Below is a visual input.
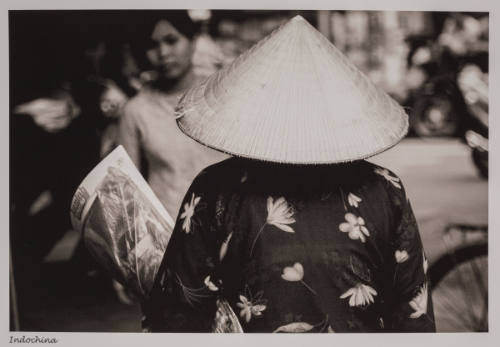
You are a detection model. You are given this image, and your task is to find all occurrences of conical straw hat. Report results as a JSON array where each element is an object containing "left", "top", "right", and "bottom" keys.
[{"left": 176, "top": 15, "right": 408, "bottom": 164}]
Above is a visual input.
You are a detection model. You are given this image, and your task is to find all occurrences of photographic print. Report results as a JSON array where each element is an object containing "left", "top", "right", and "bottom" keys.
[{"left": 7, "top": 3, "right": 492, "bottom": 341}]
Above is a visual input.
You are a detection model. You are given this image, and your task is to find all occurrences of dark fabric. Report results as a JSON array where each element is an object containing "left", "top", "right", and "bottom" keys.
[
  {"left": 143, "top": 158, "right": 435, "bottom": 333},
  {"left": 10, "top": 113, "right": 101, "bottom": 298}
]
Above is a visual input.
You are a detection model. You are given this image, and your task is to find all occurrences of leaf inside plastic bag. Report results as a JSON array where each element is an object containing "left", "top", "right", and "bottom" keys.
[{"left": 83, "top": 166, "right": 171, "bottom": 298}]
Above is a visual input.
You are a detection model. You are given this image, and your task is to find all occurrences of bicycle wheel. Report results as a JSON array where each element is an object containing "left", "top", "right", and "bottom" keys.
[{"left": 429, "top": 243, "right": 488, "bottom": 332}]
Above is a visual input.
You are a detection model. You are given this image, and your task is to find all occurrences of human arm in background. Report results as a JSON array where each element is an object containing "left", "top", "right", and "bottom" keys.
[{"left": 13, "top": 92, "right": 80, "bottom": 133}]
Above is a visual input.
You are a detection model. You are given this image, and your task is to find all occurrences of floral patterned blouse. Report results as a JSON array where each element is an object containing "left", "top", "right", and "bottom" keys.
[{"left": 142, "top": 158, "right": 435, "bottom": 333}]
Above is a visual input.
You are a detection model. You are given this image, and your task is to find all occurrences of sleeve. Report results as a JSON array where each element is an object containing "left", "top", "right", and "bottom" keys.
[
  {"left": 117, "top": 103, "right": 142, "bottom": 169},
  {"left": 384, "top": 174, "right": 436, "bottom": 332},
  {"left": 141, "top": 172, "right": 220, "bottom": 332}
]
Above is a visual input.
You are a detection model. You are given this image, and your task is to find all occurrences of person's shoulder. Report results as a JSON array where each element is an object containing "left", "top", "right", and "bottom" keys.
[
  {"left": 119, "top": 90, "right": 158, "bottom": 131},
  {"left": 365, "top": 161, "right": 403, "bottom": 188},
  {"left": 338, "top": 160, "right": 405, "bottom": 197},
  {"left": 122, "top": 89, "right": 153, "bottom": 116},
  {"left": 348, "top": 160, "right": 398, "bottom": 181},
  {"left": 358, "top": 161, "right": 408, "bottom": 211},
  {"left": 196, "top": 157, "right": 242, "bottom": 180},
  {"left": 187, "top": 157, "right": 246, "bottom": 192},
  {"left": 323, "top": 160, "right": 375, "bottom": 182},
  {"left": 124, "top": 91, "right": 148, "bottom": 108}
]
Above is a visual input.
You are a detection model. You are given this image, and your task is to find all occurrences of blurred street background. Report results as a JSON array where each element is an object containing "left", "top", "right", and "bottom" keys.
[
  {"left": 17, "top": 137, "right": 488, "bottom": 332},
  {"left": 9, "top": 10, "right": 488, "bottom": 332}
]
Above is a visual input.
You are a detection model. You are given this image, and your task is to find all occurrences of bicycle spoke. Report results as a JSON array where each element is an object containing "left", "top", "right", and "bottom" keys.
[
  {"left": 433, "top": 297, "right": 472, "bottom": 332},
  {"left": 458, "top": 257, "right": 487, "bottom": 330},
  {"left": 469, "top": 257, "right": 488, "bottom": 299},
  {"left": 434, "top": 292, "right": 475, "bottom": 331},
  {"left": 436, "top": 314, "right": 470, "bottom": 332},
  {"left": 458, "top": 263, "right": 479, "bottom": 328},
  {"left": 433, "top": 288, "right": 475, "bottom": 330},
  {"left": 469, "top": 257, "right": 488, "bottom": 330},
  {"left": 435, "top": 225, "right": 488, "bottom": 332},
  {"left": 433, "top": 297, "right": 465, "bottom": 323},
  {"left": 446, "top": 249, "right": 480, "bottom": 328},
  {"left": 433, "top": 256, "right": 488, "bottom": 331}
]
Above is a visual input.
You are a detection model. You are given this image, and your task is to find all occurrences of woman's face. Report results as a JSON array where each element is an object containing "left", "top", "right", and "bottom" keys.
[{"left": 146, "top": 20, "right": 194, "bottom": 80}]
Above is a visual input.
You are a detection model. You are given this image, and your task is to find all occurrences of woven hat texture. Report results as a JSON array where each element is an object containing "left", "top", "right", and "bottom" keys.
[{"left": 176, "top": 15, "right": 408, "bottom": 164}]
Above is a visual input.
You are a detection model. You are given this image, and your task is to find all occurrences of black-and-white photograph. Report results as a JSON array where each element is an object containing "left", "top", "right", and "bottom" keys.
[{"left": 8, "top": 6, "right": 490, "bottom": 336}]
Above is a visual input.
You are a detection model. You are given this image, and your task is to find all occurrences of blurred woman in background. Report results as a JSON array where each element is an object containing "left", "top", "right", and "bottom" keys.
[{"left": 118, "top": 10, "right": 228, "bottom": 219}]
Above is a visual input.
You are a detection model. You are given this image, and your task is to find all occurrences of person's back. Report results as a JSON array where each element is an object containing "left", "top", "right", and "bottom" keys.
[
  {"left": 144, "top": 158, "right": 434, "bottom": 332},
  {"left": 142, "top": 15, "right": 434, "bottom": 333}
]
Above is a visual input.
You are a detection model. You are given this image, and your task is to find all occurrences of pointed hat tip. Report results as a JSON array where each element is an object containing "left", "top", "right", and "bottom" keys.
[
  {"left": 291, "top": 15, "right": 305, "bottom": 21},
  {"left": 288, "top": 15, "right": 314, "bottom": 29}
]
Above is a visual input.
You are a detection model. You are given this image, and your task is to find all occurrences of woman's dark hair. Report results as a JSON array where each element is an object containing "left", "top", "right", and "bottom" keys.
[{"left": 129, "top": 10, "right": 200, "bottom": 70}]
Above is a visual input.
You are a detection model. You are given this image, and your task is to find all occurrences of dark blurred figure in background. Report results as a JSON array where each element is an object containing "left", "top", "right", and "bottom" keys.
[
  {"left": 10, "top": 12, "right": 98, "bottom": 329},
  {"left": 9, "top": 11, "right": 138, "bottom": 329},
  {"left": 404, "top": 12, "right": 488, "bottom": 138}
]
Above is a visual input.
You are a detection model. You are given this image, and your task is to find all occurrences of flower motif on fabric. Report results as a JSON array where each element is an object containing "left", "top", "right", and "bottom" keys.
[
  {"left": 180, "top": 193, "right": 201, "bottom": 233},
  {"left": 374, "top": 168, "right": 402, "bottom": 189},
  {"left": 141, "top": 316, "right": 151, "bottom": 333},
  {"left": 175, "top": 273, "right": 213, "bottom": 306},
  {"left": 249, "top": 196, "right": 295, "bottom": 255},
  {"left": 409, "top": 282, "right": 429, "bottom": 319},
  {"left": 273, "top": 322, "right": 314, "bottom": 333},
  {"left": 347, "top": 193, "right": 362, "bottom": 208},
  {"left": 204, "top": 275, "right": 220, "bottom": 292},
  {"left": 281, "top": 262, "right": 317, "bottom": 295},
  {"left": 240, "top": 171, "right": 248, "bottom": 183},
  {"left": 423, "top": 251, "right": 428, "bottom": 275},
  {"left": 273, "top": 315, "right": 332, "bottom": 333},
  {"left": 215, "top": 198, "right": 226, "bottom": 228},
  {"left": 339, "top": 213, "right": 370, "bottom": 243},
  {"left": 236, "top": 290, "right": 267, "bottom": 323},
  {"left": 349, "top": 255, "right": 372, "bottom": 283},
  {"left": 159, "top": 269, "right": 168, "bottom": 288},
  {"left": 219, "top": 232, "right": 233, "bottom": 261},
  {"left": 266, "top": 197, "right": 296, "bottom": 233},
  {"left": 320, "top": 192, "right": 332, "bottom": 201},
  {"left": 395, "top": 250, "right": 409, "bottom": 263},
  {"left": 340, "top": 283, "right": 377, "bottom": 307}
]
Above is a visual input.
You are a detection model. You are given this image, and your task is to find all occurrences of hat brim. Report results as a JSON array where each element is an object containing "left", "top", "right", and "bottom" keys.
[{"left": 175, "top": 16, "right": 409, "bottom": 164}]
